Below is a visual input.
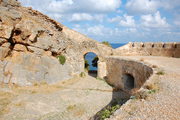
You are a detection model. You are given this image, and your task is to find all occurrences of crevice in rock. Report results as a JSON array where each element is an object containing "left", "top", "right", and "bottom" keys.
[
  {"left": 14, "top": 28, "right": 21, "bottom": 36},
  {"left": 52, "top": 51, "right": 58, "bottom": 57},
  {"left": 8, "top": 27, "right": 15, "bottom": 51}
]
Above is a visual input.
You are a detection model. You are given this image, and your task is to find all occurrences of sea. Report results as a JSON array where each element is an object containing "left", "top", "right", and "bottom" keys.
[{"left": 85, "top": 43, "right": 127, "bottom": 70}]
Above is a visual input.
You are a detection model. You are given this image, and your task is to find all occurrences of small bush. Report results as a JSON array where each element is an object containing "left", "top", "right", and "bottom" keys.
[
  {"left": 96, "top": 77, "right": 104, "bottom": 81},
  {"left": 144, "top": 83, "right": 159, "bottom": 91},
  {"left": 67, "top": 105, "right": 76, "bottom": 111},
  {"left": 156, "top": 71, "right": 165, "bottom": 75},
  {"left": 140, "top": 58, "right": 144, "bottom": 61},
  {"left": 84, "top": 60, "right": 89, "bottom": 71},
  {"left": 92, "top": 56, "right": 99, "bottom": 68},
  {"left": 132, "top": 89, "right": 158, "bottom": 100},
  {"left": 130, "top": 96, "right": 136, "bottom": 99},
  {"left": 99, "top": 104, "right": 120, "bottom": 120},
  {"left": 148, "top": 89, "right": 156, "bottom": 94},
  {"left": 102, "top": 41, "right": 112, "bottom": 48},
  {"left": 152, "top": 65, "right": 158, "bottom": 68},
  {"left": 80, "top": 72, "right": 86, "bottom": 78},
  {"left": 57, "top": 55, "right": 66, "bottom": 65}
]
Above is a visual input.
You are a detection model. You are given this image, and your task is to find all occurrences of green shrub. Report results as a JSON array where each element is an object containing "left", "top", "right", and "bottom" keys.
[
  {"left": 92, "top": 56, "right": 99, "bottom": 68},
  {"left": 99, "top": 104, "right": 120, "bottom": 120},
  {"left": 84, "top": 60, "right": 89, "bottom": 71},
  {"left": 156, "top": 71, "right": 165, "bottom": 75},
  {"left": 130, "top": 96, "right": 136, "bottom": 99},
  {"left": 148, "top": 89, "right": 156, "bottom": 94},
  {"left": 80, "top": 72, "right": 86, "bottom": 78},
  {"left": 96, "top": 77, "right": 104, "bottom": 81},
  {"left": 57, "top": 55, "right": 66, "bottom": 65},
  {"left": 101, "top": 41, "right": 112, "bottom": 48}
]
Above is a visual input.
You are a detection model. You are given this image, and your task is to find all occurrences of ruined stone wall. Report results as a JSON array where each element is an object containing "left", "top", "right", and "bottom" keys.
[
  {"left": 0, "top": 0, "right": 112, "bottom": 86},
  {"left": 105, "top": 57, "right": 153, "bottom": 92},
  {"left": 114, "top": 42, "right": 180, "bottom": 58}
]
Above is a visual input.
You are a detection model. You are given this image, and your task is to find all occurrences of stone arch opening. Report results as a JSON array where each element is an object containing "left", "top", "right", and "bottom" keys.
[
  {"left": 122, "top": 73, "right": 135, "bottom": 90},
  {"left": 84, "top": 52, "right": 99, "bottom": 77}
]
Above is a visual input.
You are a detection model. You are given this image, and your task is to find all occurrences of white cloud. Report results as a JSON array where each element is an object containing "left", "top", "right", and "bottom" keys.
[
  {"left": 174, "top": 20, "right": 180, "bottom": 26},
  {"left": 140, "top": 11, "right": 169, "bottom": 28},
  {"left": 76, "top": 0, "right": 121, "bottom": 13},
  {"left": 119, "top": 15, "right": 136, "bottom": 27},
  {"left": 109, "top": 15, "right": 136, "bottom": 27},
  {"left": 125, "top": 0, "right": 180, "bottom": 15},
  {"left": 87, "top": 25, "right": 106, "bottom": 36},
  {"left": 174, "top": 14, "right": 180, "bottom": 26},
  {"left": 70, "top": 13, "right": 93, "bottom": 21},
  {"left": 109, "top": 16, "right": 122, "bottom": 23},
  {"left": 157, "top": 0, "right": 180, "bottom": 10},
  {"left": 19, "top": 0, "right": 121, "bottom": 13},
  {"left": 126, "top": 0, "right": 158, "bottom": 15},
  {"left": 69, "top": 14, "right": 105, "bottom": 22},
  {"left": 19, "top": 0, "right": 121, "bottom": 22}
]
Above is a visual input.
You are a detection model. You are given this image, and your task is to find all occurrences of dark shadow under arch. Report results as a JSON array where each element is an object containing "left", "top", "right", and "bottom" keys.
[{"left": 122, "top": 73, "right": 135, "bottom": 90}]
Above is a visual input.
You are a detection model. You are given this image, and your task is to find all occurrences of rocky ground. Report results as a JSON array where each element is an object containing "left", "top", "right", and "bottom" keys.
[
  {"left": 108, "top": 56, "right": 180, "bottom": 120},
  {"left": 0, "top": 56, "right": 179, "bottom": 120},
  {"left": 0, "top": 74, "right": 113, "bottom": 120}
]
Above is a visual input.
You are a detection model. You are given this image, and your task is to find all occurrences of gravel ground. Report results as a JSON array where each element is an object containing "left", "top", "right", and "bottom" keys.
[{"left": 108, "top": 56, "right": 180, "bottom": 120}]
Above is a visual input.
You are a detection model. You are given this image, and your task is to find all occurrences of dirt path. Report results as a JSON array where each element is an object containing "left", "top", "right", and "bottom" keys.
[{"left": 0, "top": 75, "right": 113, "bottom": 120}]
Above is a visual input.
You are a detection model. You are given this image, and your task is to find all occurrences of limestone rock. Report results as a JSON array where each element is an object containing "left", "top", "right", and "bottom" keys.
[
  {"left": 0, "top": 24, "right": 14, "bottom": 39},
  {"left": 27, "top": 46, "right": 45, "bottom": 55},
  {"left": 0, "top": 42, "right": 10, "bottom": 60},
  {"left": 0, "top": 0, "right": 21, "bottom": 7},
  {"left": 1, "top": 52, "right": 71, "bottom": 85},
  {"left": 0, "top": 38, "right": 7, "bottom": 44},
  {"left": 14, "top": 44, "right": 27, "bottom": 52},
  {"left": 0, "top": 47, "right": 9, "bottom": 59},
  {"left": 0, "top": 0, "right": 112, "bottom": 86}
]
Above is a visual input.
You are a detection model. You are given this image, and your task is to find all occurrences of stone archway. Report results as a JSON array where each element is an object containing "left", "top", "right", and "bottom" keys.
[
  {"left": 122, "top": 73, "right": 135, "bottom": 90},
  {"left": 84, "top": 52, "right": 99, "bottom": 77}
]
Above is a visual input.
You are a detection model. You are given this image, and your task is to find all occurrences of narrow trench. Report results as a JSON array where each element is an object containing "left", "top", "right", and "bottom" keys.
[
  {"left": 5, "top": 28, "right": 16, "bottom": 57},
  {"left": 90, "top": 89, "right": 131, "bottom": 120},
  {"left": 91, "top": 73, "right": 136, "bottom": 120}
]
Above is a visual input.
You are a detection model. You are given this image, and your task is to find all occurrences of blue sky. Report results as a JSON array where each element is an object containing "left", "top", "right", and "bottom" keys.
[{"left": 19, "top": 0, "right": 180, "bottom": 43}]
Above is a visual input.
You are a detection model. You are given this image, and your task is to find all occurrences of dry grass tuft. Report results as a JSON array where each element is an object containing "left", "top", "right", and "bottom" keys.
[
  {"left": 152, "top": 65, "right": 158, "bottom": 68},
  {"left": 156, "top": 70, "right": 165, "bottom": 75},
  {"left": 66, "top": 104, "right": 85, "bottom": 117},
  {"left": 140, "top": 58, "right": 145, "bottom": 62},
  {"left": 144, "top": 83, "right": 159, "bottom": 91},
  {"left": 0, "top": 91, "right": 15, "bottom": 115}
]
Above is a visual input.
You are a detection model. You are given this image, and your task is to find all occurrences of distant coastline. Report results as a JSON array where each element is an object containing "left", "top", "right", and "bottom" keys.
[{"left": 110, "top": 43, "right": 127, "bottom": 49}]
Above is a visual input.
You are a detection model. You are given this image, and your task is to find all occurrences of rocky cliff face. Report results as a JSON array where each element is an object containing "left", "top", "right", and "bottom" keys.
[{"left": 0, "top": 0, "right": 112, "bottom": 86}]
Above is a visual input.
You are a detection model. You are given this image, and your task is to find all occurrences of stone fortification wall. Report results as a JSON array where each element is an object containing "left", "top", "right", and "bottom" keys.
[
  {"left": 105, "top": 57, "right": 153, "bottom": 92},
  {"left": 114, "top": 42, "right": 180, "bottom": 58}
]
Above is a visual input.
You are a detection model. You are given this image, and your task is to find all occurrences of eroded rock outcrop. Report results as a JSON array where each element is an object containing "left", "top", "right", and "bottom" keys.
[{"left": 0, "top": 0, "right": 112, "bottom": 85}]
